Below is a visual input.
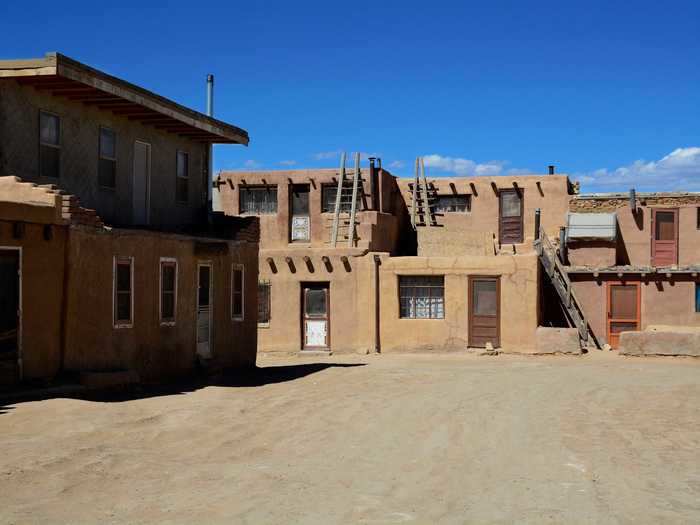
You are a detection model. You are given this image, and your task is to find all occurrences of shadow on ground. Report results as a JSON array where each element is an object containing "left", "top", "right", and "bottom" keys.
[{"left": 0, "top": 362, "right": 365, "bottom": 413}]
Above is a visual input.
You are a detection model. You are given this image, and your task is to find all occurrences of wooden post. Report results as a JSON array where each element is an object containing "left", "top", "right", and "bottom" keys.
[
  {"left": 347, "top": 152, "right": 360, "bottom": 247},
  {"left": 411, "top": 157, "right": 418, "bottom": 229},
  {"left": 534, "top": 208, "right": 541, "bottom": 241},
  {"left": 331, "top": 152, "right": 346, "bottom": 247}
]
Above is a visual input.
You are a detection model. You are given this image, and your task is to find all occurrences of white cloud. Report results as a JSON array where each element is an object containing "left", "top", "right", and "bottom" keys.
[
  {"left": 279, "top": 160, "right": 297, "bottom": 166},
  {"left": 313, "top": 151, "right": 341, "bottom": 160},
  {"left": 388, "top": 160, "right": 405, "bottom": 169},
  {"left": 243, "top": 159, "right": 261, "bottom": 169},
  {"left": 422, "top": 154, "right": 509, "bottom": 177},
  {"left": 575, "top": 147, "right": 700, "bottom": 191}
]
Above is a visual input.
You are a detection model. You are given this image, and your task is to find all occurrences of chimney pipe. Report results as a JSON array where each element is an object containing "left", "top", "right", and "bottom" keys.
[
  {"left": 206, "top": 74, "right": 214, "bottom": 117},
  {"left": 548, "top": 165, "right": 555, "bottom": 175},
  {"left": 377, "top": 157, "right": 382, "bottom": 169},
  {"left": 206, "top": 74, "right": 218, "bottom": 212},
  {"left": 368, "top": 157, "right": 378, "bottom": 211}
]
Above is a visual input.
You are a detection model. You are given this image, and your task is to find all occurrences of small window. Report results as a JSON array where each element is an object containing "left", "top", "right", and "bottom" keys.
[
  {"left": 399, "top": 276, "right": 445, "bottom": 319},
  {"left": 98, "top": 127, "right": 116, "bottom": 188},
  {"left": 696, "top": 283, "right": 700, "bottom": 313},
  {"left": 231, "top": 265, "right": 244, "bottom": 320},
  {"left": 114, "top": 256, "right": 133, "bottom": 327},
  {"left": 176, "top": 151, "right": 189, "bottom": 203},
  {"left": 258, "top": 281, "right": 271, "bottom": 324},
  {"left": 39, "top": 111, "right": 60, "bottom": 178},
  {"left": 240, "top": 186, "right": 278, "bottom": 214},
  {"left": 435, "top": 195, "right": 471, "bottom": 213},
  {"left": 160, "top": 259, "right": 177, "bottom": 324},
  {"left": 696, "top": 207, "right": 700, "bottom": 230},
  {"left": 321, "top": 183, "right": 361, "bottom": 213}
]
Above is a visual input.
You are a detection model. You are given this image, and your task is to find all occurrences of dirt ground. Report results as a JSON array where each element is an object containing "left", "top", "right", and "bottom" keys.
[{"left": 1, "top": 352, "right": 699, "bottom": 524}]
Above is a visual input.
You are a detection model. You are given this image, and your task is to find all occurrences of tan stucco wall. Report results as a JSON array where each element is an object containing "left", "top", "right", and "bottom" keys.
[
  {"left": 62, "top": 227, "right": 258, "bottom": 381},
  {"left": 396, "top": 174, "right": 572, "bottom": 255},
  {"left": 379, "top": 254, "right": 539, "bottom": 353},
  {"left": 0, "top": 80, "right": 208, "bottom": 227}
]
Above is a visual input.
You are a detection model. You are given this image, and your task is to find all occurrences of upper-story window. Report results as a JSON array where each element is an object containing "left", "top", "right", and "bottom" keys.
[
  {"left": 176, "top": 151, "right": 189, "bottom": 203},
  {"left": 98, "top": 127, "right": 116, "bottom": 188},
  {"left": 435, "top": 195, "right": 471, "bottom": 213},
  {"left": 321, "top": 183, "right": 361, "bottom": 213},
  {"left": 240, "top": 186, "right": 278, "bottom": 214},
  {"left": 39, "top": 111, "right": 60, "bottom": 178}
]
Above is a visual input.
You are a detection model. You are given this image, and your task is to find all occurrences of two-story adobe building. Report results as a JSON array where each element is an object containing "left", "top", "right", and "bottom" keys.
[{"left": 0, "top": 53, "right": 259, "bottom": 389}]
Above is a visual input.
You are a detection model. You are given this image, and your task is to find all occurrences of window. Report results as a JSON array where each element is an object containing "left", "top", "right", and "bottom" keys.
[
  {"left": 176, "top": 151, "right": 189, "bottom": 203},
  {"left": 399, "top": 276, "right": 445, "bottom": 319},
  {"left": 231, "top": 265, "right": 244, "bottom": 320},
  {"left": 258, "top": 281, "right": 271, "bottom": 324},
  {"left": 435, "top": 194, "right": 471, "bottom": 213},
  {"left": 696, "top": 283, "right": 700, "bottom": 313},
  {"left": 113, "top": 256, "right": 133, "bottom": 327},
  {"left": 240, "top": 186, "right": 277, "bottom": 214},
  {"left": 98, "top": 127, "right": 116, "bottom": 188},
  {"left": 696, "top": 207, "right": 700, "bottom": 230},
  {"left": 321, "top": 183, "right": 361, "bottom": 213},
  {"left": 160, "top": 259, "right": 177, "bottom": 324},
  {"left": 39, "top": 111, "right": 60, "bottom": 178}
]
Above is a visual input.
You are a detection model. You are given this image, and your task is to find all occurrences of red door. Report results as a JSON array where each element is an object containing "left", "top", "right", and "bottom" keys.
[
  {"left": 651, "top": 209, "right": 678, "bottom": 266},
  {"left": 607, "top": 282, "right": 640, "bottom": 349}
]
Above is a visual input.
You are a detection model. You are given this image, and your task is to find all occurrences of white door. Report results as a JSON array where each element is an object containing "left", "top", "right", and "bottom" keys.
[
  {"left": 196, "top": 264, "right": 212, "bottom": 358},
  {"left": 133, "top": 141, "right": 151, "bottom": 224}
]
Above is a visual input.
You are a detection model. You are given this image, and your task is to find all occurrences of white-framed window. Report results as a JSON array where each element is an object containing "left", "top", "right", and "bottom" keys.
[
  {"left": 159, "top": 258, "right": 178, "bottom": 325},
  {"left": 231, "top": 264, "right": 244, "bottom": 321},
  {"left": 113, "top": 256, "right": 134, "bottom": 328},
  {"left": 176, "top": 150, "right": 189, "bottom": 203}
]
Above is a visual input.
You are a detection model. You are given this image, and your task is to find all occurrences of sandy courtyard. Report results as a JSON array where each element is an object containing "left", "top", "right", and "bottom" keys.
[{"left": 1, "top": 353, "right": 699, "bottom": 524}]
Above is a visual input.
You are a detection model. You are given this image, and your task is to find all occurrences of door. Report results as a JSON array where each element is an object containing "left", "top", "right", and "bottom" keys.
[
  {"left": 651, "top": 208, "right": 678, "bottom": 266},
  {"left": 469, "top": 276, "right": 500, "bottom": 348},
  {"left": 499, "top": 189, "right": 523, "bottom": 244},
  {"left": 290, "top": 184, "right": 310, "bottom": 242},
  {"left": 133, "top": 140, "right": 151, "bottom": 225},
  {"left": 607, "top": 282, "right": 640, "bottom": 349},
  {"left": 196, "top": 264, "right": 212, "bottom": 358},
  {"left": 0, "top": 250, "right": 20, "bottom": 385},
  {"left": 302, "top": 283, "right": 329, "bottom": 349}
]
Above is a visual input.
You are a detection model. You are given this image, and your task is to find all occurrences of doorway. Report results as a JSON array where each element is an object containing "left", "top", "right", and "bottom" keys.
[
  {"left": 196, "top": 263, "right": 212, "bottom": 359},
  {"left": 651, "top": 208, "right": 678, "bottom": 266},
  {"left": 606, "top": 282, "right": 640, "bottom": 349},
  {"left": 290, "top": 184, "right": 310, "bottom": 242},
  {"left": 302, "top": 283, "right": 329, "bottom": 349},
  {"left": 0, "top": 248, "right": 20, "bottom": 385},
  {"left": 469, "top": 276, "right": 500, "bottom": 348},
  {"left": 499, "top": 189, "right": 523, "bottom": 244},
  {"left": 133, "top": 140, "right": 151, "bottom": 225}
]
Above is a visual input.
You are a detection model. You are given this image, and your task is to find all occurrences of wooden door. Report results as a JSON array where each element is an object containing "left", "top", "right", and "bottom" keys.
[
  {"left": 196, "top": 263, "right": 212, "bottom": 358},
  {"left": 607, "top": 282, "right": 640, "bottom": 349},
  {"left": 499, "top": 189, "right": 523, "bottom": 244},
  {"left": 0, "top": 249, "right": 20, "bottom": 387},
  {"left": 290, "top": 184, "right": 310, "bottom": 242},
  {"left": 469, "top": 276, "right": 500, "bottom": 348},
  {"left": 651, "top": 209, "right": 678, "bottom": 266},
  {"left": 302, "top": 284, "right": 329, "bottom": 349},
  {"left": 133, "top": 141, "right": 151, "bottom": 225}
]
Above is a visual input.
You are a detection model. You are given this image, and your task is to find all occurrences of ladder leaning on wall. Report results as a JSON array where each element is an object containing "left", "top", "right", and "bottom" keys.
[
  {"left": 410, "top": 156, "right": 437, "bottom": 228},
  {"left": 330, "top": 152, "right": 361, "bottom": 247}
]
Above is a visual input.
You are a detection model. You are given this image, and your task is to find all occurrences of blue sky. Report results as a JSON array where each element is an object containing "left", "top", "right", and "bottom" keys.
[{"left": 2, "top": 0, "right": 699, "bottom": 191}]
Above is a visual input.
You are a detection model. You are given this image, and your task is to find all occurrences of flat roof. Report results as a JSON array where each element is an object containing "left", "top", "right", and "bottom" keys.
[
  {"left": 575, "top": 191, "right": 700, "bottom": 200},
  {"left": 0, "top": 52, "right": 248, "bottom": 145}
]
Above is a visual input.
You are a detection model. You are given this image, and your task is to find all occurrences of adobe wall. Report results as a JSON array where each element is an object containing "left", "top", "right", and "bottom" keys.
[
  {"left": 0, "top": 80, "right": 208, "bottom": 227},
  {"left": 378, "top": 254, "right": 539, "bottom": 353},
  {"left": 0, "top": 211, "right": 67, "bottom": 380},
  {"left": 62, "top": 227, "right": 258, "bottom": 381},
  {"left": 257, "top": 251, "right": 376, "bottom": 354},
  {"left": 396, "top": 175, "right": 572, "bottom": 256}
]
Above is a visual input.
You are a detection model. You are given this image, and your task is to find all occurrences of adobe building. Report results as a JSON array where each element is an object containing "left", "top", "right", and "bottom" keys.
[{"left": 0, "top": 53, "right": 259, "bottom": 389}]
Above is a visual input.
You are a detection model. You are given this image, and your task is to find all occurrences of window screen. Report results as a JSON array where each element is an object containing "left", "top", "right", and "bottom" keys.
[
  {"left": 39, "top": 112, "right": 60, "bottom": 178},
  {"left": 240, "top": 186, "right": 278, "bottom": 214},
  {"left": 114, "top": 257, "right": 132, "bottom": 325},
  {"left": 98, "top": 127, "right": 116, "bottom": 188},
  {"left": 160, "top": 261, "right": 177, "bottom": 323},
  {"left": 500, "top": 190, "right": 522, "bottom": 218},
  {"left": 321, "top": 183, "right": 361, "bottom": 213},
  {"left": 258, "top": 281, "right": 271, "bottom": 323},
  {"left": 231, "top": 265, "right": 244, "bottom": 320},
  {"left": 435, "top": 195, "right": 471, "bottom": 213},
  {"left": 176, "top": 151, "right": 189, "bottom": 203},
  {"left": 399, "top": 276, "right": 445, "bottom": 319}
]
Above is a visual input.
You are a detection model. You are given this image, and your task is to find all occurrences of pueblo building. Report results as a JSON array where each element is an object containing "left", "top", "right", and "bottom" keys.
[
  {"left": 0, "top": 53, "right": 259, "bottom": 390},
  {"left": 218, "top": 160, "right": 700, "bottom": 357}
]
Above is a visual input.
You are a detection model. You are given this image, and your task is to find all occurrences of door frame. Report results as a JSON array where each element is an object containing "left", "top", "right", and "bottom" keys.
[
  {"left": 498, "top": 188, "right": 524, "bottom": 245},
  {"left": 132, "top": 140, "right": 152, "bottom": 225},
  {"left": 196, "top": 261, "right": 213, "bottom": 358},
  {"left": 650, "top": 208, "right": 679, "bottom": 266},
  {"left": 0, "top": 247, "right": 22, "bottom": 380},
  {"left": 289, "top": 183, "right": 311, "bottom": 243},
  {"left": 606, "top": 281, "right": 641, "bottom": 349},
  {"left": 301, "top": 282, "right": 330, "bottom": 350},
  {"left": 468, "top": 275, "right": 501, "bottom": 348}
]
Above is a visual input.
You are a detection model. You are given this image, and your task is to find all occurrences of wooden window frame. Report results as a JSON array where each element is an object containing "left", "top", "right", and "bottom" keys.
[
  {"left": 434, "top": 194, "right": 471, "bottom": 213},
  {"left": 39, "top": 110, "right": 61, "bottom": 179},
  {"left": 98, "top": 126, "right": 117, "bottom": 189},
  {"left": 175, "top": 150, "right": 189, "bottom": 204},
  {"left": 231, "top": 264, "right": 244, "bottom": 321},
  {"left": 159, "top": 257, "right": 178, "bottom": 326},
  {"left": 257, "top": 280, "right": 271, "bottom": 327},
  {"left": 239, "top": 185, "right": 278, "bottom": 214},
  {"left": 398, "top": 275, "right": 445, "bottom": 319},
  {"left": 113, "top": 256, "right": 134, "bottom": 329}
]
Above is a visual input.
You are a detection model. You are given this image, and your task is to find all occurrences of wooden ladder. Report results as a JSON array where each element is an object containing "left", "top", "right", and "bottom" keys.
[
  {"left": 330, "top": 152, "right": 361, "bottom": 247},
  {"left": 535, "top": 227, "right": 599, "bottom": 349},
  {"left": 410, "top": 156, "right": 437, "bottom": 228}
]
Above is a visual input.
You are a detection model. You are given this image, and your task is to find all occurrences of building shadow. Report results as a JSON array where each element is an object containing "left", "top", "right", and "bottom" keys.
[{"left": 0, "top": 363, "right": 365, "bottom": 411}]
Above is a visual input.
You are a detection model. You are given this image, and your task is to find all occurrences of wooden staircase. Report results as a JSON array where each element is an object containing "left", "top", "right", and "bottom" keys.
[
  {"left": 328, "top": 152, "right": 363, "bottom": 247},
  {"left": 409, "top": 157, "right": 439, "bottom": 228},
  {"left": 535, "top": 227, "right": 599, "bottom": 349}
]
